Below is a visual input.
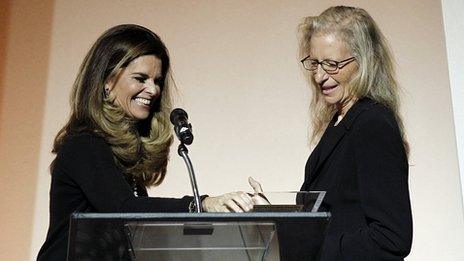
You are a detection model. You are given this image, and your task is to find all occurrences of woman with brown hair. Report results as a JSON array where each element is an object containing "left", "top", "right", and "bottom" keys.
[{"left": 37, "top": 24, "right": 253, "bottom": 260}]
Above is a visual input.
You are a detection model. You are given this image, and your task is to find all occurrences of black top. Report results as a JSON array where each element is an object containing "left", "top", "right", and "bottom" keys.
[
  {"left": 37, "top": 133, "right": 192, "bottom": 261},
  {"left": 299, "top": 98, "right": 413, "bottom": 261}
]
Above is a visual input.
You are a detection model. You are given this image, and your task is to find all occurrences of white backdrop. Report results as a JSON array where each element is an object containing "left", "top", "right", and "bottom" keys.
[{"left": 442, "top": 0, "right": 464, "bottom": 210}]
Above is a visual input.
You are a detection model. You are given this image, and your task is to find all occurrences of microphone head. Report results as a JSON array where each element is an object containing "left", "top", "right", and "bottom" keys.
[
  {"left": 170, "top": 108, "right": 193, "bottom": 145},
  {"left": 170, "top": 108, "right": 188, "bottom": 125}
]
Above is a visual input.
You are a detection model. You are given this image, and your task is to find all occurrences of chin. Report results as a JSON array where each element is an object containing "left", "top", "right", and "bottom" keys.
[
  {"left": 323, "top": 97, "right": 338, "bottom": 105},
  {"left": 135, "top": 116, "right": 150, "bottom": 121},
  {"left": 131, "top": 111, "right": 151, "bottom": 121}
]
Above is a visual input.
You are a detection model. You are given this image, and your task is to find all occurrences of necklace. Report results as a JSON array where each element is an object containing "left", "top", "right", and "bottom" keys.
[{"left": 132, "top": 178, "right": 138, "bottom": 197}]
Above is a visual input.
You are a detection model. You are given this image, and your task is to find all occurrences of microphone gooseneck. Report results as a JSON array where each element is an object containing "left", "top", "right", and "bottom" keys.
[{"left": 170, "top": 108, "right": 202, "bottom": 213}]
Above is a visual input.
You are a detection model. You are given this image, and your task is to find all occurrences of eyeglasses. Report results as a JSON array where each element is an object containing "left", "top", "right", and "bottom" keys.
[{"left": 300, "top": 55, "right": 356, "bottom": 74}]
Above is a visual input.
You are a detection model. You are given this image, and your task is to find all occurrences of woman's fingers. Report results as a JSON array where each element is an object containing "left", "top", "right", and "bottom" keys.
[
  {"left": 230, "top": 192, "right": 253, "bottom": 212},
  {"left": 216, "top": 204, "right": 230, "bottom": 213},
  {"left": 248, "top": 177, "right": 269, "bottom": 205},
  {"left": 248, "top": 177, "right": 263, "bottom": 193},
  {"left": 202, "top": 192, "right": 254, "bottom": 213},
  {"left": 224, "top": 192, "right": 254, "bottom": 212},
  {"left": 224, "top": 198, "right": 243, "bottom": 212}
]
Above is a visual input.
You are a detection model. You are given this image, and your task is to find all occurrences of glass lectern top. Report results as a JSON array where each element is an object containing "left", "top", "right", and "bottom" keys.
[
  {"left": 67, "top": 191, "right": 329, "bottom": 261},
  {"left": 250, "top": 191, "right": 326, "bottom": 213}
]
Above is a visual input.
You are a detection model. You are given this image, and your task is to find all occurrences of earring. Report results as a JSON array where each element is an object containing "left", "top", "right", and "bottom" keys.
[{"left": 104, "top": 88, "right": 110, "bottom": 98}]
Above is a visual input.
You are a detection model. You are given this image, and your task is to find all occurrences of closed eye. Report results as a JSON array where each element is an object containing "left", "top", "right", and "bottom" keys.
[
  {"left": 134, "top": 76, "right": 146, "bottom": 83},
  {"left": 309, "top": 60, "right": 319, "bottom": 66},
  {"left": 322, "top": 60, "right": 338, "bottom": 67}
]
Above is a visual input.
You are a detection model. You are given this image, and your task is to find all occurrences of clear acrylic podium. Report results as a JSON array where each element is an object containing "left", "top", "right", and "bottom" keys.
[{"left": 67, "top": 192, "right": 330, "bottom": 261}]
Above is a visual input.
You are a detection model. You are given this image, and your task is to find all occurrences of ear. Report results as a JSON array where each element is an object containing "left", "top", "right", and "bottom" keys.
[
  {"left": 104, "top": 68, "right": 123, "bottom": 92},
  {"left": 104, "top": 77, "right": 115, "bottom": 93}
]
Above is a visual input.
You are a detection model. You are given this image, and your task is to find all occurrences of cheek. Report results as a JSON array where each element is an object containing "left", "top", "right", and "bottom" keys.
[
  {"left": 344, "top": 66, "right": 359, "bottom": 82},
  {"left": 117, "top": 83, "right": 140, "bottom": 100},
  {"left": 335, "top": 70, "right": 356, "bottom": 86},
  {"left": 338, "top": 75, "right": 351, "bottom": 86}
]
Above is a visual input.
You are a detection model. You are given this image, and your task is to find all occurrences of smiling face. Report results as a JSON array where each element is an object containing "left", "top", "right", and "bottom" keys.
[
  {"left": 106, "top": 55, "right": 163, "bottom": 121},
  {"left": 309, "top": 34, "right": 358, "bottom": 109}
]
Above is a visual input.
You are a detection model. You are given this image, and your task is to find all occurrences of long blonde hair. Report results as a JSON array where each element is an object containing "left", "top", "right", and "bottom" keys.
[
  {"left": 53, "top": 24, "right": 174, "bottom": 187},
  {"left": 299, "top": 6, "right": 408, "bottom": 154}
]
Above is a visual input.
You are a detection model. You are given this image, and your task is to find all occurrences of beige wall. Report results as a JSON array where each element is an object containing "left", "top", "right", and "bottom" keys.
[
  {"left": 0, "top": 0, "right": 462, "bottom": 260},
  {"left": 0, "top": 0, "right": 54, "bottom": 260}
]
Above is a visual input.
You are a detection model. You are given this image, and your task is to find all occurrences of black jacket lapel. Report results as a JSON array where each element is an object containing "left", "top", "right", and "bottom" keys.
[
  {"left": 308, "top": 121, "right": 348, "bottom": 185},
  {"left": 308, "top": 98, "right": 378, "bottom": 185}
]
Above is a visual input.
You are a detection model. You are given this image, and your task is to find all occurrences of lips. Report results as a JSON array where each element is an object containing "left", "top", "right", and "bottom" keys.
[{"left": 321, "top": 85, "right": 338, "bottom": 95}]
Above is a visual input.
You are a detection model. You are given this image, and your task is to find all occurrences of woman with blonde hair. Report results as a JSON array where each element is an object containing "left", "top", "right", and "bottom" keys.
[
  {"left": 296, "top": 6, "right": 413, "bottom": 260},
  {"left": 37, "top": 24, "right": 254, "bottom": 260}
]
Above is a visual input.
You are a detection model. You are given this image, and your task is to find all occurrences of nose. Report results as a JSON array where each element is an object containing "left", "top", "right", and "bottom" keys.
[
  {"left": 313, "top": 64, "right": 328, "bottom": 84},
  {"left": 144, "top": 81, "right": 159, "bottom": 96}
]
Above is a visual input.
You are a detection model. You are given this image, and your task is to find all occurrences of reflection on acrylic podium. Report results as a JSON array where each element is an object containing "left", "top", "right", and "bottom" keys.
[{"left": 67, "top": 191, "right": 330, "bottom": 261}]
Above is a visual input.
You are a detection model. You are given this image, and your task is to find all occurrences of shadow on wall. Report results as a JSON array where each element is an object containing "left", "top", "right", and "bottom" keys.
[
  {"left": 0, "top": 0, "right": 55, "bottom": 260},
  {"left": 0, "top": 0, "right": 10, "bottom": 121}
]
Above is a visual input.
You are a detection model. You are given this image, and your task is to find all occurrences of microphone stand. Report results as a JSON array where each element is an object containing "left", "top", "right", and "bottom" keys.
[{"left": 178, "top": 143, "right": 202, "bottom": 213}]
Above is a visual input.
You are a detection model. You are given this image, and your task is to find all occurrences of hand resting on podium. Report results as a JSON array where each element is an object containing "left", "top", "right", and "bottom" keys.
[{"left": 201, "top": 177, "right": 269, "bottom": 212}]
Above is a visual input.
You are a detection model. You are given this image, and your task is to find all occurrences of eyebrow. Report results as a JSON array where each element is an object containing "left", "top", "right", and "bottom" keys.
[
  {"left": 308, "top": 57, "right": 335, "bottom": 61},
  {"left": 131, "top": 72, "right": 163, "bottom": 82},
  {"left": 132, "top": 72, "right": 163, "bottom": 78},
  {"left": 131, "top": 72, "right": 149, "bottom": 78}
]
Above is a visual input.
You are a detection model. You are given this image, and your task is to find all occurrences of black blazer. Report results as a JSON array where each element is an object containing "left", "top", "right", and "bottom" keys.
[
  {"left": 299, "top": 98, "right": 413, "bottom": 261},
  {"left": 37, "top": 133, "right": 193, "bottom": 261}
]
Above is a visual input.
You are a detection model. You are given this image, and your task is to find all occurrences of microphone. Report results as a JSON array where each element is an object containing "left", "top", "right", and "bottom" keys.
[
  {"left": 170, "top": 108, "right": 193, "bottom": 145},
  {"left": 170, "top": 108, "right": 202, "bottom": 212}
]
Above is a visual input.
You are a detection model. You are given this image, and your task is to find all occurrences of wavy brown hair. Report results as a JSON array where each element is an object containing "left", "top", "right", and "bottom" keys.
[
  {"left": 53, "top": 24, "right": 174, "bottom": 187},
  {"left": 298, "top": 6, "right": 409, "bottom": 154}
]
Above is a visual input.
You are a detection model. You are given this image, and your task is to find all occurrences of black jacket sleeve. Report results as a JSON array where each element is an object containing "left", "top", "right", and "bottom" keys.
[
  {"left": 340, "top": 110, "right": 413, "bottom": 259},
  {"left": 56, "top": 133, "right": 192, "bottom": 213}
]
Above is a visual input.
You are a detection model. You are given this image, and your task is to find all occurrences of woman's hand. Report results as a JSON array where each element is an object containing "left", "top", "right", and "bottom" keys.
[
  {"left": 201, "top": 177, "right": 269, "bottom": 213},
  {"left": 202, "top": 192, "right": 253, "bottom": 212},
  {"left": 248, "top": 177, "right": 270, "bottom": 205}
]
